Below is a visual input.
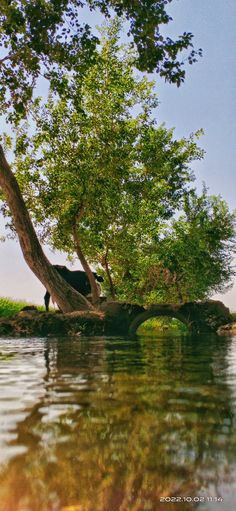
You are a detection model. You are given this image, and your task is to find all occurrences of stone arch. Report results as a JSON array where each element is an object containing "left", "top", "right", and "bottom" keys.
[
  {"left": 101, "top": 300, "right": 232, "bottom": 336},
  {"left": 128, "top": 307, "right": 190, "bottom": 336}
]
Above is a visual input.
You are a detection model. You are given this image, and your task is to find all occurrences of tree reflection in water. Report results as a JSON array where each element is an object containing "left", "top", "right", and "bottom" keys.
[{"left": 0, "top": 333, "right": 235, "bottom": 511}]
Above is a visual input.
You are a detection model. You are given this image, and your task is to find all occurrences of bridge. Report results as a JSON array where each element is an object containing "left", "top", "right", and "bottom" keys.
[
  {"left": 101, "top": 300, "right": 233, "bottom": 336},
  {"left": 0, "top": 299, "right": 232, "bottom": 338}
]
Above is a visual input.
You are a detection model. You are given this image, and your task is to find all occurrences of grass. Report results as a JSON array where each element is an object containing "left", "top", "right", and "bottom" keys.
[
  {"left": 0, "top": 297, "right": 43, "bottom": 318},
  {"left": 137, "top": 316, "right": 188, "bottom": 335}
]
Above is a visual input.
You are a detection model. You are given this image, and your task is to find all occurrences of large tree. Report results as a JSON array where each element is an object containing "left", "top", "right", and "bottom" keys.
[
  {"left": 0, "top": 0, "right": 201, "bottom": 311},
  {"left": 6, "top": 21, "right": 204, "bottom": 304}
]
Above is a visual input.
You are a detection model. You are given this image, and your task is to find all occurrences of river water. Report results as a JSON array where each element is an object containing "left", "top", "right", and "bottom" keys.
[{"left": 0, "top": 333, "right": 236, "bottom": 511}]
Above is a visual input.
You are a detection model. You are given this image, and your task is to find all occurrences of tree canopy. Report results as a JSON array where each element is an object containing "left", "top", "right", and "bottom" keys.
[
  {"left": 0, "top": 4, "right": 235, "bottom": 310},
  {"left": 0, "top": 0, "right": 202, "bottom": 118},
  {"left": 3, "top": 20, "right": 234, "bottom": 305},
  {"left": 117, "top": 189, "right": 236, "bottom": 304}
]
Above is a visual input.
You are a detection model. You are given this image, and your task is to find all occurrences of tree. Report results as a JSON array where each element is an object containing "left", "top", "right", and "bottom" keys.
[
  {"left": 112, "top": 188, "right": 236, "bottom": 304},
  {"left": 0, "top": 1, "right": 201, "bottom": 311},
  {"left": 7, "top": 21, "right": 204, "bottom": 303},
  {"left": 0, "top": 145, "right": 94, "bottom": 311}
]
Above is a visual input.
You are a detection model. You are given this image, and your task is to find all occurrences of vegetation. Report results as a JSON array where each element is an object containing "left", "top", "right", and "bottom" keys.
[
  {"left": 133, "top": 189, "right": 236, "bottom": 304},
  {"left": 0, "top": 2, "right": 235, "bottom": 311},
  {"left": 0, "top": 297, "right": 42, "bottom": 318},
  {"left": 4, "top": 20, "right": 202, "bottom": 301},
  {"left": 2, "top": 21, "right": 234, "bottom": 306},
  {"left": 0, "top": 0, "right": 202, "bottom": 120},
  {"left": 0, "top": 0, "right": 205, "bottom": 312},
  {"left": 137, "top": 317, "right": 188, "bottom": 335}
]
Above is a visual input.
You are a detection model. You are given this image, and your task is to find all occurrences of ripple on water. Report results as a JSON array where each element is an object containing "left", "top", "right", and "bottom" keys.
[
  {"left": 39, "top": 403, "right": 82, "bottom": 424},
  {"left": 0, "top": 335, "right": 235, "bottom": 511},
  {"left": 0, "top": 338, "right": 46, "bottom": 465}
]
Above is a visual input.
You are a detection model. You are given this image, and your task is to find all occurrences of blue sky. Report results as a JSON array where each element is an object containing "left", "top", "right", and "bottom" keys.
[
  {"left": 156, "top": 0, "right": 236, "bottom": 208},
  {"left": 0, "top": 0, "right": 236, "bottom": 308}
]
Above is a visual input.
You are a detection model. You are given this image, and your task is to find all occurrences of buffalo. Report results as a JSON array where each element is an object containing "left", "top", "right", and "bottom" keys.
[{"left": 44, "top": 265, "right": 104, "bottom": 311}]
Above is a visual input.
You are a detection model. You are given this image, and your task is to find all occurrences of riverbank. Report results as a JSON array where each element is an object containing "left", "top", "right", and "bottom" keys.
[
  {"left": 0, "top": 298, "right": 234, "bottom": 337},
  {"left": 0, "top": 300, "right": 186, "bottom": 337},
  {"left": 0, "top": 309, "right": 106, "bottom": 337}
]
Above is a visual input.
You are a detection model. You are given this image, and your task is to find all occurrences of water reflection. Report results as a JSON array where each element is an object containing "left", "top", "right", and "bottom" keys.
[{"left": 0, "top": 334, "right": 235, "bottom": 510}]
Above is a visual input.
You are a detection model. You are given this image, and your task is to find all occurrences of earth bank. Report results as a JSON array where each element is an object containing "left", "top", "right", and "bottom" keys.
[{"left": 0, "top": 300, "right": 233, "bottom": 337}]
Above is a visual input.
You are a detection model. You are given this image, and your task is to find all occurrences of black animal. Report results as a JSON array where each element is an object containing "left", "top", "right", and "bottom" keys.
[{"left": 44, "top": 265, "right": 104, "bottom": 311}]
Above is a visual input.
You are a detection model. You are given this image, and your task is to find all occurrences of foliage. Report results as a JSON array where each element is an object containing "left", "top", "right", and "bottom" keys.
[
  {"left": 0, "top": 13, "right": 234, "bottom": 307},
  {"left": 137, "top": 316, "right": 188, "bottom": 335},
  {"left": 113, "top": 188, "right": 236, "bottom": 303},
  {"left": 6, "top": 21, "right": 207, "bottom": 302},
  {"left": 0, "top": 0, "right": 202, "bottom": 119}
]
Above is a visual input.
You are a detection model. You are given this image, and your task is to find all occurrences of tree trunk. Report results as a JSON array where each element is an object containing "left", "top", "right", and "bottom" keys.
[
  {"left": 176, "top": 279, "right": 184, "bottom": 304},
  {"left": 0, "top": 145, "right": 94, "bottom": 312},
  {"left": 72, "top": 223, "right": 100, "bottom": 305},
  {"left": 102, "top": 249, "right": 116, "bottom": 299}
]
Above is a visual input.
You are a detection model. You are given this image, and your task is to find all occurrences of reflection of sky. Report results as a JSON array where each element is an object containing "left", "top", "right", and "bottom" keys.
[
  {"left": 200, "top": 336, "right": 236, "bottom": 510},
  {"left": 198, "top": 479, "right": 236, "bottom": 511},
  {"left": 0, "top": 237, "right": 79, "bottom": 304},
  {"left": 0, "top": 0, "right": 236, "bottom": 308},
  {"left": 225, "top": 339, "right": 236, "bottom": 394},
  {"left": 0, "top": 339, "right": 46, "bottom": 465}
]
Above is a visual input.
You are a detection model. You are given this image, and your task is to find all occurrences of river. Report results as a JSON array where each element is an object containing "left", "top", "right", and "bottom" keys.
[{"left": 0, "top": 333, "right": 236, "bottom": 511}]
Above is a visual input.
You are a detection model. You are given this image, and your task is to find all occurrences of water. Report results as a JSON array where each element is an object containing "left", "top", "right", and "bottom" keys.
[{"left": 0, "top": 333, "right": 236, "bottom": 511}]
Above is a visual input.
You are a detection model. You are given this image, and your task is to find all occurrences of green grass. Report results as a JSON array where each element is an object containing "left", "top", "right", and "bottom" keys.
[
  {"left": 137, "top": 316, "right": 188, "bottom": 335},
  {"left": 0, "top": 297, "right": 42, "bottom": 318},
  {"left": 231, "top": 312, "right": 236, "bottom": 321}
]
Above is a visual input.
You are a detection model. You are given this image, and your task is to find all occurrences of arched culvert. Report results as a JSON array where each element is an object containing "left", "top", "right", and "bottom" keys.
[{"left": 128, "top": 309, "right": 190, "bottom": 336}]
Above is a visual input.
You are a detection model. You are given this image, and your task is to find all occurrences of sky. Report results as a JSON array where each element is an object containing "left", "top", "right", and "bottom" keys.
[{"left": 0, "top": 0, "right": 236, "bottom": 308}]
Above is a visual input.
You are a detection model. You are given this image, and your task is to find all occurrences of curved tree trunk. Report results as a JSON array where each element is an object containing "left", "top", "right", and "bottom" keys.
[
  {"left": 72, "top": 222, "right": 100, "bottom": 305},
  {"left": 0, "top": 145, "right": 94, "bottom": 312}
]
